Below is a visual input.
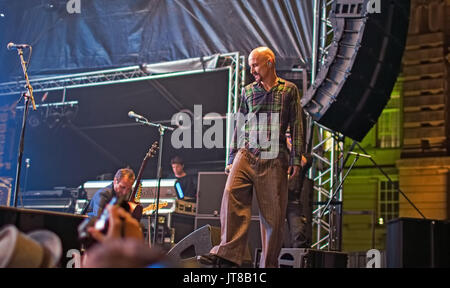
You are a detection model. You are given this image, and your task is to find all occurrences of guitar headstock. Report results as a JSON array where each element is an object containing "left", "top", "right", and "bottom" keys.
[{"left": 146, "top": 141, "right": 159, "bottom": 159}]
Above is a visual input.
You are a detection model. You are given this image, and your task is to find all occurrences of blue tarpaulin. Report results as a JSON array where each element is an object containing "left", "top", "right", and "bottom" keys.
[{"left": 0, "top": 0, "right": 313, "bottom": 81}]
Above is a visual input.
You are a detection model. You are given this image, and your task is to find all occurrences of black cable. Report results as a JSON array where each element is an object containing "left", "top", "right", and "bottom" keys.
[{"left": 355, "top": 142, "right": 426, "bottom": 219}]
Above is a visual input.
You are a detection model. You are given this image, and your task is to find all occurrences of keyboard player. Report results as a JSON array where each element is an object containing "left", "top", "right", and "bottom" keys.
[{"left": 170, "top": 156, "right": 197, "bottom": 203}]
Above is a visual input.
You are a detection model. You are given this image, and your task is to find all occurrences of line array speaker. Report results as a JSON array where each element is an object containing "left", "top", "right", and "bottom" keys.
[{"left": 302, "top": 0, "right": 410, "bottom": 141}]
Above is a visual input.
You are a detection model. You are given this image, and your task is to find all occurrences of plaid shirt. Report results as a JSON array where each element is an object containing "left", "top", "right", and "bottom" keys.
[{"left": 228, "top": 78, "right": 303, "bottom": 166}]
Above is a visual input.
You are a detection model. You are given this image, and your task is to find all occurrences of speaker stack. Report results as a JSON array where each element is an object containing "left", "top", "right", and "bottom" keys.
[
  {"left": 387, "top": 217, "right": 450, "bottom": 267},
  {"left": 302, "top": 0, "right": 410, "bottom": 141}
]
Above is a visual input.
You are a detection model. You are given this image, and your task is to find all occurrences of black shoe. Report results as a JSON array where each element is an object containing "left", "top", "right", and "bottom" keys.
[{"left": 197, "top": 254, "right": 239, "bottom": 268}]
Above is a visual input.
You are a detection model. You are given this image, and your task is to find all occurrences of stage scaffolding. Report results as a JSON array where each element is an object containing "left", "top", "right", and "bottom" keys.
[
  {"left": 309, "top": 0, "right": 344, "bottom": 251},
  {"left": 1, "top": 0, "right": 345, "bottom": 251},
  {"left": 0, "top": 52, "right": 246, "bottom": 166}
]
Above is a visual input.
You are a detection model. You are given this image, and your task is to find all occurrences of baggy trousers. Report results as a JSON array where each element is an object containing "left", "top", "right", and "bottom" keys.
[{"left": 210, "top": 149, "right": 288, "bottom": 268}]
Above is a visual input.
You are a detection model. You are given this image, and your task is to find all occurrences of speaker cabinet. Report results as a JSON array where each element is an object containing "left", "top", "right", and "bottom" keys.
[
  {"left": 302, "top": 0, "right": 410, "bottom": 141},
  {"left": 167, "top": 224, "right": 220, "bottom": 262},
  {"left": 0, "top": 206, "right": 86, "bottom": 267},
  {"left": 196, "top": 172, "right": 259, "bottom": 216},
  {"left": 254, "top": 248, "right": 348, "bottom": 268},
  {"left": 387, "top": 217, "right": 450, "bottom": 268},
  {"left": 171, "top": 213, "right": 195, "bottom": 243},
  {"left": 194, "top": 217, "right": 259, "bottom": 265}
]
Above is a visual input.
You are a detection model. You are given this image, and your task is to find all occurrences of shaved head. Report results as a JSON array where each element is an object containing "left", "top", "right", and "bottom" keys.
[
  {"left": 249, "top": 47, "right": 276, "bottom": 64},
  {"left": 248, "top": 47, "right": 277, "bottom": 84}
]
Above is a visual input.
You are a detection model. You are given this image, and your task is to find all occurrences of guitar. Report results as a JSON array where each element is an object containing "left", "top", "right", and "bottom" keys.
[
  {"left": 127, "top": 141, "right": 159, "bottom": 220},
  {"left": 142, "top": 201, "right": 169, "bottom": 216}
]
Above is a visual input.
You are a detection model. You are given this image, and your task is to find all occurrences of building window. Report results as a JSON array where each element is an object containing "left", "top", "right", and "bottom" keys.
[
  {"left": 378, "top": 180, "right": 399, "bottom": 223},
  {"left": 376, "top": 79, "right": 402, "bottom": 148},
  {"left": 377, "top": 105, "right": 401, "bottom": 148}
]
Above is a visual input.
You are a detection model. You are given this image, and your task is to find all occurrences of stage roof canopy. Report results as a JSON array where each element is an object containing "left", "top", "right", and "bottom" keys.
[{"left": 0, "top": 0, "right": 313, "bottom": 82}]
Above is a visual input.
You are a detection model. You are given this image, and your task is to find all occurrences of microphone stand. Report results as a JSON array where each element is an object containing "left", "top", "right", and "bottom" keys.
[
  {"left": 319, "top": 152, "right": 363, "bottom": 218},
  {"left": 133, "top": 117, "right": 174, "bottom": 246},
  {"left": 13, "top": 47, "right": 36, "bottom": 207}
]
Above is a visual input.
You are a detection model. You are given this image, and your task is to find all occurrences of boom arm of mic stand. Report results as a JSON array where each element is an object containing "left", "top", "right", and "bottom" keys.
[
  {"left": 17, "top": 48, "right": 36, "bottom": 111},
  {"left": 319, "top": 154, "right": 360, "bottom": 218},
  {"left": 134, "top": 118, "right": 175, "bottom": 131}
]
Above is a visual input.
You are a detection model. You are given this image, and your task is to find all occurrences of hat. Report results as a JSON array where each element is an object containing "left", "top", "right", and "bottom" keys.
[{"left": 0, "top": 225, "right": 62, "bottom": 268}]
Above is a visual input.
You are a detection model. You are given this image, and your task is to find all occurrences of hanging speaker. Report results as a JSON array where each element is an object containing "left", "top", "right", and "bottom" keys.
[{"left": 301, "top": 0, "right": 410, "bottom": 141}]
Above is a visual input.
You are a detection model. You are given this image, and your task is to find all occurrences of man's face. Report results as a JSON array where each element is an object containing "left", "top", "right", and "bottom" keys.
[
  {"left": 171, "top": 163, "right": 184, "bottom": 177},
  {"left": 248, "top": 52, "right": 270, "bottom": 83},
  {"left": 113, "top": 176, "right": 134, "bottom": 197}
]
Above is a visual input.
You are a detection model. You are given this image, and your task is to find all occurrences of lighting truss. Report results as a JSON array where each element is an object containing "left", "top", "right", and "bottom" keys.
[
  {"left": 310, "top": 0, "right": 344, "bottom": 251},
  {"left": 0, "top": 53, "right": 245, "bottom": 97},
  {"left": 0, "top": 52, "right": 245, "bottom": 166}
]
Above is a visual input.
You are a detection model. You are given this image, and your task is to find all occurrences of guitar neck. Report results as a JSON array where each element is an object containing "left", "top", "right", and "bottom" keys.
[
  {"left": 128, "top": 142, "right": 158, "bottom": 203},
  {"left": 129, "top": 158, "right": 149, "bottom": 202}
]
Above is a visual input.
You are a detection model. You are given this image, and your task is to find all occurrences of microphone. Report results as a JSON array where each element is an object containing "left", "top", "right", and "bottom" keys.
[
  {"left": 128, "top": 111, "right": 147, "bottom": 121},
  {"left": 7, "top": 42, "right": 30, "bottom": 50},
  {"left": 347, "top": 151, "right": 372, "bottom": 159}
]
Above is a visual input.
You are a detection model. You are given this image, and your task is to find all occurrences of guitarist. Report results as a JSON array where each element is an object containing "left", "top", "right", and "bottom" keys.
[{"left": 87, "top": 168, "right": 136, "bottom": 218}]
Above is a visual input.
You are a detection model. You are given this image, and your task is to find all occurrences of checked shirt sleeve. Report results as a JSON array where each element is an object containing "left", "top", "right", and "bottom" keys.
[
  {"left": 227, "top": 87, "right": 249, "bottom": 165},
  {"left": 289, "top": 85, "right": 304, "bottom": 166}
]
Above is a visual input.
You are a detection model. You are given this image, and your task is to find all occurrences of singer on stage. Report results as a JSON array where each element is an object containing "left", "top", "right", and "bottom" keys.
[{"left": 198, "top": 47, "right": 304, "bottom": 268}]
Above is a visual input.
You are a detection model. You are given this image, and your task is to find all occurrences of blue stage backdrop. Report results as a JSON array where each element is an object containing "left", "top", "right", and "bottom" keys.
[
  {"left": 0, "top": 0, "right": 313, "bottom": 81},
  {"left": 0, "top": 0, "right": 313, "bottom": 192}
]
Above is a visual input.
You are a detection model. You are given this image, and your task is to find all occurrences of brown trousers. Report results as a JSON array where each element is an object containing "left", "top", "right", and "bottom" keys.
[{"left": 210, "top": 149, "right": 289, "bottom": 268}]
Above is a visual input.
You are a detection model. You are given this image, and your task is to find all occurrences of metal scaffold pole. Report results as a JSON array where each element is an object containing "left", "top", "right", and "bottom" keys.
[{"left": 309, "top": 0, "right": 344, "bottom": 251}]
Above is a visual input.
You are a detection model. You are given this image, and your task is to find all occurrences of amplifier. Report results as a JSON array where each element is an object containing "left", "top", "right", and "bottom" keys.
[
  {"left": 81, "top": 179, "right": 178, "bottom": 200},
  {"left": 278, "top": 248, "right": 348, "bottom": 268},
  {"left": 175, "top": 199, "right": 196, "bottom": 216},
  {"left": 21, "top": 198, "right": 74, "bottom": 213},
  {"left": 254, "top": 248, "right": 348, "bottom": 268},
  {"left": 196, "top": 172, "right": 259, "bottom": 216},
  {"left": 20, "top": 188, "right": 79, "bottom": 213}
]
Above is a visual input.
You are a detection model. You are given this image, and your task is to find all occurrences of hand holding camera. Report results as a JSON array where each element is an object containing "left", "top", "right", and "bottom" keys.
[{"left": 87, "top": 203, "right": 143, "bottom": 243}]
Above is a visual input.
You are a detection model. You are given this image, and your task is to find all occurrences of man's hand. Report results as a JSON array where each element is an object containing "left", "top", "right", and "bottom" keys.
[
  {"left": 301, "top": 155, "right": 307, "bottom": 167},
  {"left": 225, "top": 164, "right": 233, "bottom": 175},
  {"left": 287, "top": 165, "right": 301, "bottom": 179},
  {"left": 88, "top": 205, "right": 143, "bottom": 243}
]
